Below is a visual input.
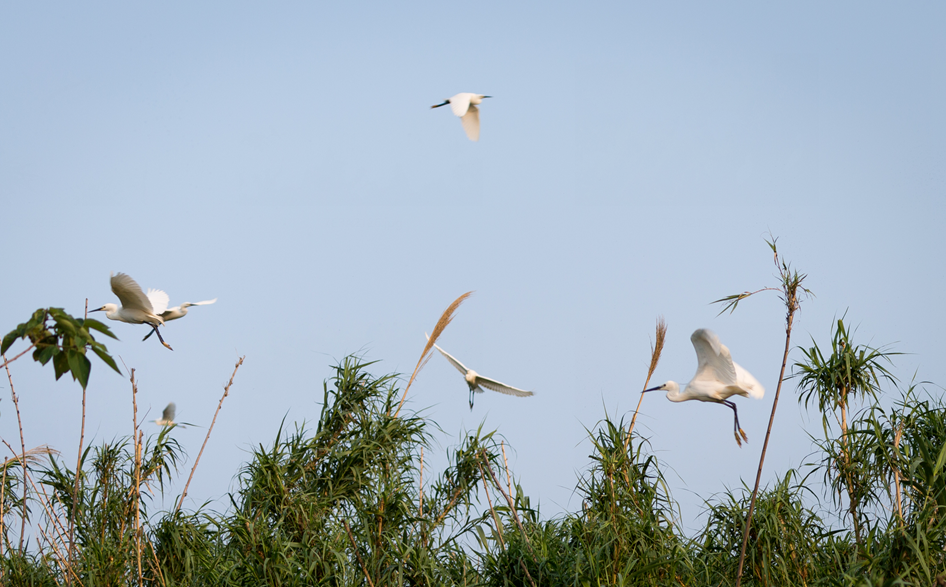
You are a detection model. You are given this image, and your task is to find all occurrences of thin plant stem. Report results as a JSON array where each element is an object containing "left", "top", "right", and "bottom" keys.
[
  {"left": 733, "top": 238, "right": 807, "bottom": 587},
  {"left": 735, "top": 310, "right": 796, "bottom": 585},
  {"left": 0, "top": 456, "right": 7, "bottom": 577},
  {"left": 418, "top": 446, "right": 424, "bottom": 518},
  {"left": 343, "top": 518, "right": 375, "bottom": 587},
  {"left": 131, "top": 368, "right": 142, "bottom": 587},
  {"left": 176, "top": 356, "right": 243, "bottom": 512},
  {"left": 501, "top": 441, "right": 513, "bottom": 498},
  {"left": 479, "top": 450, "right": 536, "bottom": 560},
  {"left": 393, "top": 292, "right": 472, "bottom": 418},
  {"left": 477, "top": 460, "right": 504, "bottom": 548},
  {"left": 626, "top": 317, "right": 667, "bottom": 450},
  {"left": 64, "top": 299, "right": 90, "bottom": 582},
  {"left": 3, "top": 357, "right": 28, "bottom": 552},
  {"left": 0, "top": 343, "right": 36, "bottom": 371},
  {"left": 67, "top": 360, "right": 88, "bottom": 582}
]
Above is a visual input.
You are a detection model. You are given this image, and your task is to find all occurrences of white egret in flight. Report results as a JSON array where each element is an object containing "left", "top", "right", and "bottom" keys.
[
  {"left": 155, "top": 403, "right": 177, "bottom": 426},
  {"left": 90, "top": 273, "right": 173, "bottom": 350},
  {"left": 427, "top": 334, "right": 533, "bottom": 408},
  {"left": 142, "top": 296, "right": 217, "bottom": 341},
  {"left": 643, "top": 328, "right": 764, "bottom": 446},
  {"left": 431, "top": 93, "right": 491, "bottom": 141}
]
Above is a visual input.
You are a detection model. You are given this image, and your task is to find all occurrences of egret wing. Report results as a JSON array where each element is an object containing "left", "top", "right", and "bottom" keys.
[
  {"left": 460, "top": 105, "right": 480, "bottom": 141},
  {"left": 111, "top": 273, "right": 153, "bottom": 312},
  {"left": 432, "top": 343, "right": 471, "bottom": 376},
  {"left": 449, "top": 93, "right": 472, "bottom": 117},
  {"left": 734, "top": 362, "right": 765, "bottom": 399},
  {"left": 162, "top": 403, "right": 176, "bottom": 422},
  {"left": 146, "top": 288, "right": 170, "bottom": 315},
  {"left": 690, "top": 328, "right": 737, "bottom": 385},
  {"left": 476, "top": 375, "right": 533, "bottom": 397}
]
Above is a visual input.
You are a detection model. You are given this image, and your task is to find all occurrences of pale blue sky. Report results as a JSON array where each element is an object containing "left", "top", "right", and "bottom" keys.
[{"left": 2, "top": 2, "right": 944, "bottom": 532}]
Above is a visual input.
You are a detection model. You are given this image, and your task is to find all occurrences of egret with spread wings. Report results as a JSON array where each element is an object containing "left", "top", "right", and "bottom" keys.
[
  {"left": 90, "top": 272, "right": 173, "bottom": 350},
  {"left": 427, "top": 334, "right": 533, "bottom": 408},
  {"left": 643, "top": 328, "right": 764, "bottom": 446}
]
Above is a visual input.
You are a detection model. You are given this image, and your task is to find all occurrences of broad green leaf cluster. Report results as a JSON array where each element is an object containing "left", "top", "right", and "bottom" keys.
[{"left": 2, "top": 308, "right": 120, "bottom": 390}]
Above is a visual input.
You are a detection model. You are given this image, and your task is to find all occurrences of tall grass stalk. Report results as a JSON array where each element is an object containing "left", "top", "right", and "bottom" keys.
[
  {"left": 176, "top": 356, "right": 243, "bottom": 512},
  {"left": 717, "top": 238, "right": 810, "bottom": 587},
  {"left": 626, "top": 317, "right": 667, "bottom": 448},
  {"left": 3, "top": 358, "right": 27, "bottom": 552},
  {"left": 394, "top": 291, "right": 472, "bottom": 418}
]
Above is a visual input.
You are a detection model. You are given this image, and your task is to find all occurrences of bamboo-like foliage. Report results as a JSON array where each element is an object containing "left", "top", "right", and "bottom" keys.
[
  {"left": 795, "top": 317, "right": 899, "bottom": 544},
  {"left": 6, "top": 308, "right": 946, "bottom": 585}
]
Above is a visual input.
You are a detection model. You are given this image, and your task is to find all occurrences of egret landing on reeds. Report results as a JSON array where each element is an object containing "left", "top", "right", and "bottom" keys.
[
  {"left": 431, "top": 93, "right": 491, "bottom": 141},
  {"left": 142, "top": 297, "right": 217, "bottom": 341},
  {"left": 644, "top": 328, "right": 764, "bottom": 447},
  {"left": 426, "top": 334, "right": 533, "bottom": 409},
  {"left": 91, "top": 273, "right": 173, "bottom": 350}
]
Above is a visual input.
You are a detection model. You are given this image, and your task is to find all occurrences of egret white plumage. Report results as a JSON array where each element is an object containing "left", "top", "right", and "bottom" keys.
[
  {"left": 427, "top": 334, "right": 533, "bottom": 408},
  {"left": 142, "top": 296, "right": 217, "bottom": 341},
  {"left": 90, "top": 273, "right": 173, "bottom": 350},
  {"left": 155, "top": 403, "right": 177, "bottom": 426},
  {"left": 643, "top": 328, "right": 764, "bottom": 446},
  {"left": 431, "top": 93, "right": 491, "bottom": 141}
]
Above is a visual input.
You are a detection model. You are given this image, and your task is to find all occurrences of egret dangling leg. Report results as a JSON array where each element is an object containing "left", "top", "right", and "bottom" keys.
[
  {"left": 149, "top": 324, "right": 173, "bottom": 351},
  {"left": 720, "top": 400, "right": 749, "bottom": 446}
]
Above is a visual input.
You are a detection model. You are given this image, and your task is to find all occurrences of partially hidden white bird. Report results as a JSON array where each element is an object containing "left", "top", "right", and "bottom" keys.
[
  {"left": 431, "top": 93, "right": 491, "bottom": 141},
  {"left": 91, "top": 273, "right": 173, "bottom": 350},
  {"left": 426, "top": 334, "right": 533, "bottom": 409},
  {"left": 142, "top": 296, "right": 217, "bottom": 341},
  {"left": 643, "top": 328, "right": 764, "bottom": 447},
  {"left": 155, "top": 403, "right": 177, "bottom": 426}
]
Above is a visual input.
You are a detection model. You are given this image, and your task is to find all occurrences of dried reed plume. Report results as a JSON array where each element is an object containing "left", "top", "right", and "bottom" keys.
[
  {"left": 625, "top": 317, "right": 667, "bottom": 449},
  {"left": 393, "top": 291, "right": 473, "bottom": 418},
  {"left": 1, "top": 445, "right": 59, "bottom": 468}
]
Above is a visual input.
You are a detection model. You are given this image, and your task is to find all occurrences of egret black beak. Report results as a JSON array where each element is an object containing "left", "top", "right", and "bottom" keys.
[
  {"left": 90, "top": 306, "right": 104, "bottom": 312},
  {"left": 431, "top": 100, "right": 449, "bottom": 109},
  {"left": 642, "top": 385, "right": 663, "bottom": 394}
]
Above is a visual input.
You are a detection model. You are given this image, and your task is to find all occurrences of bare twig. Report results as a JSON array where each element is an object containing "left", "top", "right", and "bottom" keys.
[
  {"left": 176, "top": 357, "right": 244, "bottom": 512},
  {"left": 626, "top": 317, "right": 667, "bottom": 449},
  {"left": 3, "top": 357, "right": 28, "bottom": 552},
  {"left": 393, "top": 292, "right": 473, "bottom": 418},
  {"left": 501, "top": 441, "right": 513, "bottom": 498},
  {"left": 0, "top": 344, "right": 36, "bottom": 371},
  {"left": 132, "top": 367, "right": 143, "bottom": 587},
  {"left": 343, "top": 518, "right": 375, "bottom": 587},
  {"left": 0, "top": 456, "right": 8, "bottom": 570},
  {"left": 67, "top": 354, "right": 90, "bottom": 581}
]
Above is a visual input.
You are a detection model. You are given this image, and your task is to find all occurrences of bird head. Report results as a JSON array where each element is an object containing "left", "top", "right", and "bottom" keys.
[
  {"left": 90, "top": 303, "right": 118, "bottom": 314},
  {"left": 643, "top": 381, "right": 681, "bottom": 399}
]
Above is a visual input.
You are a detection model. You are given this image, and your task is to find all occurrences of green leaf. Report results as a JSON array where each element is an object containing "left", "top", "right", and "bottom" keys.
[
  {"left": 33, "top": 344, "right": 59, "bottom": 366},
  {"left": 66, "top": 350, "right": 91, "bottom": 390},
  {"left": 83, "top": 318, "right": 118, "bottom": 340},
  {"left": 91, "top": 344, "right": 121, "bottom": 375},
  {"left": 1, "top": 331, "right": 18, "bottom": 355},
  {"left": 54, "top": 315, "right": 78, "bottom": 338},
  {"left": 53, "top": 352, "right": 69, "bottom": 381}
]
